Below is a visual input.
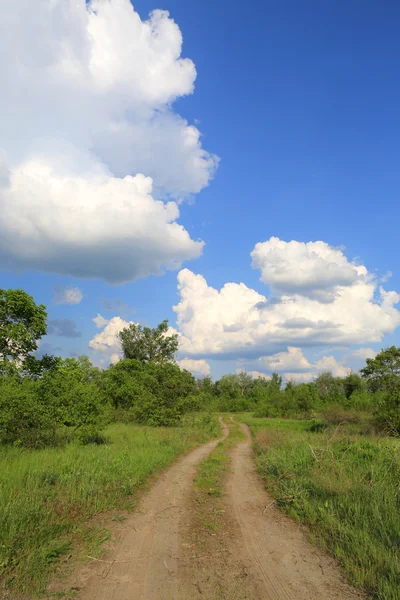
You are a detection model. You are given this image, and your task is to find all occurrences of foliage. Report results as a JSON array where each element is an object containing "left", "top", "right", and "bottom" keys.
[
  {"left": 361, "top": 346, "right": 400, "bottom": 392},
  {"left": 0, "top": 357, "right": 109, "bottom": 447},
  {"left": 315, "top": 371, "right": 345, "bottom": 402},
  {"left": 0, "top": 288, "right": 47, "bottom": 364},
  {"left": 101, "top": 359, "right": 196, "bottom": 426},
  {"left": 374, "top": 388, "right": 400, "bottom": 436},
  {"left": 118, "top": 319, "right": 178, "bottom": 364},
  {"left": 343, "top": 373, "right": 365, "bottom": 398}
]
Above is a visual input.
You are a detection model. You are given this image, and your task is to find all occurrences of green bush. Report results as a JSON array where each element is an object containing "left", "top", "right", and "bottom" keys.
[
  {"left": 374, "top": 388, "right": 400, "bottom": 436},
  {"left": 0, "top": 358, "right": 110, "bottom": 447}
]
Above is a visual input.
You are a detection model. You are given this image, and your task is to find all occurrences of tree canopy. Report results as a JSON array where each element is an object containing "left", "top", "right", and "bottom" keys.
[
  {"left": 118, "top": 320, "right": 178, "bottom": 364},
  {"left": 361, "top": 346, "right": 400, "bottom": 392},
  {"left": 0, "top": 289, "right": 47, "bottom": 363}
]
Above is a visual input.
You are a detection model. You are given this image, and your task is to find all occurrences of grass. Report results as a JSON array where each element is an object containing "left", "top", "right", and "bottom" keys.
[
  {"left": 239, "top": 414, "right": 400, "bottom": 600},
  {"left": 194, "top": 416, "right": 245, "bottom": 500},
  {"left": 0, "top": 412, "right": 219, "bottom": 598}
]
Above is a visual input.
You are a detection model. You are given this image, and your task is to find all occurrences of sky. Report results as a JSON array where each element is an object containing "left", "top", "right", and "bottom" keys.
[{"left": 1, "top": 0, "right": 400, "bottom": 381}]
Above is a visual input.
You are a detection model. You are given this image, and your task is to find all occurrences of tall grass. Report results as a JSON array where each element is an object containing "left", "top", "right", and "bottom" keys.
[
  {"left": 240, "top": 415, "right": 400, "bottom": 600},
  {"left": 0, "top": 413, "right": 219, "bottom": 597}
]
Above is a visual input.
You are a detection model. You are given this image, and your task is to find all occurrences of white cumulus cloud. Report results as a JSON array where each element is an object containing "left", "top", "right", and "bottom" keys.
[
  {"left": 52, "top": 285, "right": 83, "bottom": 305},
  {"left": 258, "top": 347, "right": 312, "bottom": 372},
  {"left": 92, "top": 314, "right": 110, "bottom": 329},
  {"left": 251, "top": 237, "right": 363, "bottom": 302},
  {"left": 314, "top": 355, "right": 350, "bottom": 378},
  {"left": 174, "top": 239, "right": 400, "bottom": 357},
  {"left": 0, "top": 0, "right": 217, "bottom": 282},
  {"left": 177, "top": 358, "right": 211, "bottom": 377},
  {"left": 89, "top": 315, "right": 131, "bottom": 362}
]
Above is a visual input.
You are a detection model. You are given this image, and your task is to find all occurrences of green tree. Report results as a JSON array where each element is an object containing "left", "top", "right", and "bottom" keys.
[
  {"left": 343, "top": 372, "right": 365, "bottom": 399},
  {"left": 0, "top": 289, "right": 47, "bottom": 363},
  {"left": 361, "top": 346, "right": 400, "bottom": 392},
  {"left": 236, "top": 371, "right": 254, "bottom": 396},
  {"left": 270, "top": 372, "right": 282, "bottom": 391},
  {"left": 315, "top": 371, "right": 345, "bottom": 401},
  {"left": 118, "top": 320, "right": 178, "bottom": 364}
]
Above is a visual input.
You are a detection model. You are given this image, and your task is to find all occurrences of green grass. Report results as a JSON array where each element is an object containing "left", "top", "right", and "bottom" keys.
[
  {"left": 195, "top": 417, "right": 245, "bottom": 499},
  {"left": 0, "top": 412, "right": 219, "bottom": 597},
  {"left": 240, "top": 414, "right": 400, "bottom": 600}
]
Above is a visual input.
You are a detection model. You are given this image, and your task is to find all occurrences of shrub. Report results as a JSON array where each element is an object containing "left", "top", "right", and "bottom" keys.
[{"left": 374, "top": 388, "right": 400, "bottom": 436}]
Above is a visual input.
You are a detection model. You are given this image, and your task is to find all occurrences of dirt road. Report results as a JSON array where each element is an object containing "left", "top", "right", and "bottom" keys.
[
  {"left": 225, "top": 421, "right": 360, "bottom": 600},
  {"left": 72, "top": 420, "right": 361, "bottom": 600}
]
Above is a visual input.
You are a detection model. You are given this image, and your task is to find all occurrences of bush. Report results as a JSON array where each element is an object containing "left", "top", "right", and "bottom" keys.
[
  {"left": 374, "top": 388, "right": 400, "bottom": 436},
  {"left": 103, "top": 360, "right": 197, "bottom": 426},
  {"left": 0, "top": 358, "right": 110, "bottom": 447},
  {"left": 322, "top": 404, "right": 361, "bottom": 425}
]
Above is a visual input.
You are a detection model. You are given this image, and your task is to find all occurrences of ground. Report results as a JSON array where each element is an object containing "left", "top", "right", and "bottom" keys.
[{"left": 54, "top": 417, "right": 362, "bottom": 600}]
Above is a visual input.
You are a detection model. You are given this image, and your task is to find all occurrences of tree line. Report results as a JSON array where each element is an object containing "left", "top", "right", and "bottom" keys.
[{"left": 1, "top": 288, "right": 399, "bottom": 448}]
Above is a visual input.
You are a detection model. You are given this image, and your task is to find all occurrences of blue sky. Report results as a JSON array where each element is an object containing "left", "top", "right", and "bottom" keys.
[{"left": 1, "top": 0, "right": 399, "bottom": 379}]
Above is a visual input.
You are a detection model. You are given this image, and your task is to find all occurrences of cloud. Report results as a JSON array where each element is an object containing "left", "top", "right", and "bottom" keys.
[
  {"left": 0, "top": 0, "right": 217, "bottom": 282},
  {"left": 238, "top": 370, "right": 272, "bottom": 380},
  {"left": 93, "top": 314, "right": 110, "bottom": 329},
  {"left": 346, "top": 347, "right": 377, "bottom": 360},
  {"left": 53, "top": 285, "right": 83, "bottom": 305},
  {"left": 47, "top": 319, "right": 82, "bottom": 338},
  {"left": 284, "top": 372, "right": 315, "bottom": 383},
  {"left": 37, "top": 342, "right": 63, "bottom": 357},
  {"left": 174, "top": 239, "right": 400, "bottom": 357},
  {"left": 314, "top": 355, "right": 350, "bottom": 378},
  {"left": 100, "top": 298, "right": 135, "bottom": 315},
  {"left": 88, "top": 315, "right": 131, "bottom": 362},
  {"left": 177, "top": 358, "right": 211, "bottom": 377},
  {"left": 258, "top": 347, "right": 312, "bottom": 372},
  {"left": 251, "top": 237, "right": 363, "bottom": 301}
]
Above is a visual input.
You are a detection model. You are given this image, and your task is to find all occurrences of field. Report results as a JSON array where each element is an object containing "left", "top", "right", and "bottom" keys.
[
  {"left": 239, "top": 414, "right": 400, "bottom": 600},
  {"left": 0, "top": 413, "right": 219, "bottom": 597}
]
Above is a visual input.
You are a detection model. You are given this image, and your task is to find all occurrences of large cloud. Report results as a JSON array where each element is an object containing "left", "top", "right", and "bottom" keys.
[
  {"left": 174, "top": 239, "right": 400, "bottom": 357},
  {"left": 0, "top": 0, "right": 217, "bottom": 281}
]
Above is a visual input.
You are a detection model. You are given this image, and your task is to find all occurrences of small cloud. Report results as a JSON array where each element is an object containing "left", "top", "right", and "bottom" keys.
[
  {"left": 37, "top": 342, "right": 63, "bottom": 357},
  {"left": 100, "top": 298, "right": 135, "bottom": 315},
  {"left": 382, "top": 271, "right": 392, "bottom": 283},
  {"left": 47, "top": 319, "right": 82, "bottom": 338},
  {"left": 53, "top": 285, "right": 83, "bottom": 305},
  {"left": 93, "top": 314, "right": 110, "bottom": 329},
  {"left": 177, "top": 358, "right": 211, "bottom": 377}
]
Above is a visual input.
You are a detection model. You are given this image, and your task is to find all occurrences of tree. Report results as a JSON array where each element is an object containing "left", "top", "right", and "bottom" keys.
[
  {"left": 0, "top": 289, "right": 47, "bottom": 363},
  {"left": 118, "top": 320, "right": 178, "bottom": 364},
  {"left": 343, "top": 372, "right": 365, "bottom": 399},
  {"left": 236, "top": 371, "right": 253, "bottom": 396},
  {"left": 361, "top": 346, "right": 400, "bottom": 392},
  {"left": 315, "top": 371, "right": 345, "bottom": 401},
  {"left": 270, "top": 372, "right": 282, "bottom": 391}
]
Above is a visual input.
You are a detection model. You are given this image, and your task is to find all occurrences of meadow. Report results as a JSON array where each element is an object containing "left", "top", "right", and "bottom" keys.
[
  {"left": 239, "top": 414, "right": 400, "bottom": 600},
  {"left": 0, "top": 413, "right": 219, "bottom": 597}
]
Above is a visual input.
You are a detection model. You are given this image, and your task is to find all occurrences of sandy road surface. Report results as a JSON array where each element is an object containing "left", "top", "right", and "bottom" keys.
[
  {"left": 71, "top": 419, "right": 361, "bottom": 600},
  {"left": 225, "top": 421, "right": 361, "bottom": 600},
  {"left": 72, "top": 422, "right": 228, "bottom": 600}
]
